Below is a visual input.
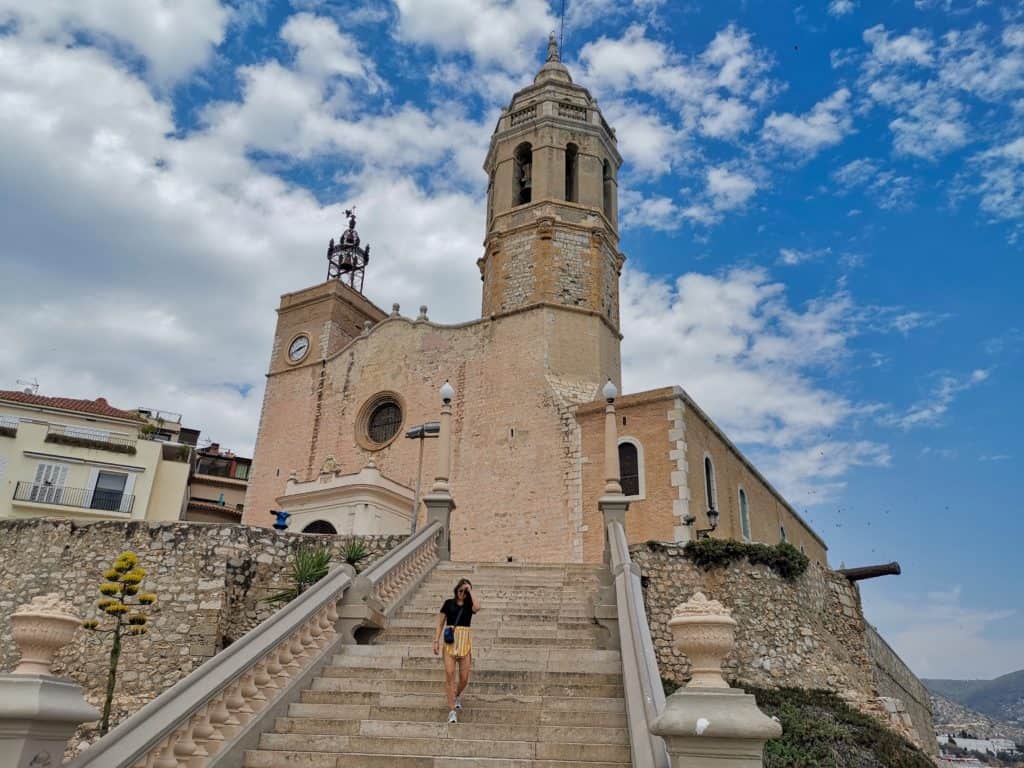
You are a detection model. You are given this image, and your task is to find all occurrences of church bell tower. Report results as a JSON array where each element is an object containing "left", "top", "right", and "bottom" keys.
[{"left": 480, "top": 35, "right": 624, "bottom": 333}]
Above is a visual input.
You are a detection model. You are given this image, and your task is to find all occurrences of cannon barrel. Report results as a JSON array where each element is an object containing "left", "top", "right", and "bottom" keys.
[{"left": 835, "top": 562, "right": 901, "bottom": 581}]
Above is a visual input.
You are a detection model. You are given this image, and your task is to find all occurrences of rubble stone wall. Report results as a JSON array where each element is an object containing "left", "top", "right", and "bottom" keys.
[
  {"left": 0, "top": 518, "right": 401, "bottom": 729},
  {"left": 630, "top": 541, "right": 937, "bottom": 753}
]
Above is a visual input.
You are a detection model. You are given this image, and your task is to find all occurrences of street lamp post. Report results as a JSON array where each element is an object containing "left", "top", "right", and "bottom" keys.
[
  {"left": 405, "top": 421, "right": 440, "bottom": 534},
  {"left": 422, "top": 380, "right": 456, "bottom": 560}
]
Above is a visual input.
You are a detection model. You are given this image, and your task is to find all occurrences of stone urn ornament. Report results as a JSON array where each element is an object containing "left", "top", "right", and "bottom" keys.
[
  {"left": 10, "top": 593, "right": 82, "bottom": 675},
  {"left": 651, "top": 591, "right": 781, "bottom": 767},
  {"left": 669, "top": 591, "right": 737, "bottom": 688}
]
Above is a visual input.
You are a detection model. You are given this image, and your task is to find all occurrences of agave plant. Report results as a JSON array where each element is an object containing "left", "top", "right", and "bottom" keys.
[
  {"left": 340, "top": 539, "right": 370, "bottom": 571},
  {"left": 263, "top": 546, "right": 331, "bottom": 605}
]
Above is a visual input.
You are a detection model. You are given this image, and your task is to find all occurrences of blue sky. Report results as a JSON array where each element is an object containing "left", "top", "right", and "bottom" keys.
[{"left": 0, "top": 0, "right": 1021, "bottom": 679}]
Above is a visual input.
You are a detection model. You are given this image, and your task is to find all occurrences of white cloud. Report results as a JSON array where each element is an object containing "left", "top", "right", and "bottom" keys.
[
  {"left": 0, "top": 31, "right": 485, "bottom": 456},
  {"left": 602, "top": 101, "right": 687, "bottom": 177},
  {"left": 620, "top": 267, "right": 894, "bottom": 503},
  {"left": 578, "top": 23, "right": 775, "bottom": 139},
  {"left": 0, "top": 0, "right": 229, "bottom": 83},
  {"left": 883, "top": 369, "right": 990, "bottom": 430},
  {"left": 863, "top": 24, "right": 934, "bottom": 69},
  {"left": 864, "top": 586, "right": 1020, "bottom": 679},
  {"left": 832, "top": 158, "right": 916, "bottom": 210},
  {"left": 778, "top": 247, "right": 831, "bottom": 266},
  {"left": 762, "top": 88, "right": 853, "bottom": 155},
  {"left": 281, "top": 12, "right": 383, "bottom": 88},
  {"left": 392, "top": 0, "right": 554, "bottom": 68},
  {"left": 828, "top": 0, "right": 857, "bottom": 17},
  {"left": 699, "top": 95, "right": 755, "bottom": 139},
  {"left": 707, "top": 166, "right": 757, "bottom": 210}
]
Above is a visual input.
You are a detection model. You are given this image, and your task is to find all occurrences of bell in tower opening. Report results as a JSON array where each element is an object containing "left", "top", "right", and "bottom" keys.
[{"left": 326, "top": 207, "right": 370, "bottom": 293}]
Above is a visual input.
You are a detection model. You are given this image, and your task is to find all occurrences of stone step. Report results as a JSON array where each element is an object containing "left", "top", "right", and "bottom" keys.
[
  {"left": 273, "top": 718, "right": 629, "bottom": 745},
  {"left": 299, "top": 691, "right": 627, "bottom": 713},
  {"left": 319, "top": 666, "right": 622, "bottom": 686},
  {"left": 385, "top": 618, "right": 598, "bottom": 626},
  {"left": 309, "top": 677, "right": 624, "bottom": 699},
  {"left": 376, "top": 636, "right": 607, "bottom": 650},
  {"left": 253, "top": 733, "right": 632, "bottom": 763},
  {"left": 330, "top": 650, "right": 621, "bottom": 675},
  {"left": 245, "top": 750, "right": 629, "bottom": 767},
  {"left": 286, "top": 703, "right": 628, "bottom": 729},
  {"left": 334, "top": 645, "right": 622, "bottom": 668},
  {"left": 397, "top": 610, "right": 598, "bottom": 622},
  {"left": 379, "top": 626, "right": 606, "bottom": 641}
]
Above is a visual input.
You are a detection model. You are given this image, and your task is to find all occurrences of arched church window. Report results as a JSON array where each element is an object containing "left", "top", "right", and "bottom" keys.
[
  {"left": 602, "top": 159, "right": 614, "bottom": 220},
  {"left": 303, "top": 520, "right": 337, "bottom": 535},
  {"left": 780, "top": 525, "right": 788, "bottom": 543},
  {"left": 703, "top": 455, "right": 717, "bottom": 513},
  {"left": 618, "top": 440, "right": 642, "bottom": 497},
  {"left": 514, "top": 142, "right": 533, "bottom": 205},
  {"left": 739, "top": 487, "right": 751, "bottom": 541},
  {"left": 565, "top": 143, "right": 579, "bottom": 203}
]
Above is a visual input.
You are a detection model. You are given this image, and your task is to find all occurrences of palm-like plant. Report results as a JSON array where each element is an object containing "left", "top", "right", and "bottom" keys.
[
  {"left": 340, "top": 539, "right": 370, "bottom": 571},
  {"left": 263, "top": 546, "right": 331, "bottom": 605}
]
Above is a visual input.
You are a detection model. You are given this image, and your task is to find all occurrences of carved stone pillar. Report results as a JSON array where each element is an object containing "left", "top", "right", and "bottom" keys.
[
  {"left": 650, "top": 593, "right": 781, "bottom": 768},
  {"left": 0, "top": 595, "right": 99, "bottom": 768}
]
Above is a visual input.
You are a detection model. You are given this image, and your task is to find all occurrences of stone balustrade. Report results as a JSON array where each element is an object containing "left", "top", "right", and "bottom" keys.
[{"left": 66, "top": 520, "right": 447, "bottom": 768}]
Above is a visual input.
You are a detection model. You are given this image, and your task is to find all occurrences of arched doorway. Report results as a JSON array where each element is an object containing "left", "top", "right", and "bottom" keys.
[{"left": 302, "top": 520, "right": 337, "bottom": 535}]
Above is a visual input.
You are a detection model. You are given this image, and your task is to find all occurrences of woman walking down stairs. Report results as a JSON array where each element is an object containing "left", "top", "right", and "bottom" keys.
[{"left": 244, "top": 561, "right": 631, "bottom": 767}]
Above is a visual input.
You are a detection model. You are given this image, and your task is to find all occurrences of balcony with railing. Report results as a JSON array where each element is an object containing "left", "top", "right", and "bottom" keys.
[
  {"left": 12, "top": 481, "right": 135, "bottom": 514},
  {"left": 44, "top": 423, "right": 137, "bottom": 454}
]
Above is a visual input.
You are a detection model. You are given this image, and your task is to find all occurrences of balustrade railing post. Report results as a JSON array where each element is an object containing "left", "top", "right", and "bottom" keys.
[{"left": 0, "top": 594, "right": 99, "bottom": 768}]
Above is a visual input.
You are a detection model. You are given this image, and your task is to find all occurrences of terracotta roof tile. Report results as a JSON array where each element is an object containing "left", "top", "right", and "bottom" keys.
[{"left": 0, "top": 391, "right": 143, "bottom": 422}]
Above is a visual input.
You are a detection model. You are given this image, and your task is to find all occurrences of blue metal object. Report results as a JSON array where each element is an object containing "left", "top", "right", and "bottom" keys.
[{"left": 270, "top": 509, "right": 291, "bottom": 531}]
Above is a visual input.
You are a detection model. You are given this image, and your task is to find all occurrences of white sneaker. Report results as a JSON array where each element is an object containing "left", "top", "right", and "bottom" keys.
[
  {"left": 447, "top": 710, "right": 458, "bottom": 724},
  {"left": 455, "top": 696, "right": 463, "bottom": 710}
]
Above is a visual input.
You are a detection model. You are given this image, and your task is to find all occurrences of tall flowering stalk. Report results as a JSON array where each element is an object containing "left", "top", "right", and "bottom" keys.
[{"left": 82, "top": 552, "right": 158, "bottom": 735}]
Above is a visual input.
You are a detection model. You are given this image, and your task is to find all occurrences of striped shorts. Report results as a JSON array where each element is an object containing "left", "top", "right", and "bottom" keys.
[{"left": 443, "top": 626, "right": 472, "bottom": 658}]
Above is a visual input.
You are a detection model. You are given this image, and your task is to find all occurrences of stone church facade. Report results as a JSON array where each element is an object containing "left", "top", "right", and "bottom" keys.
[{"left": 244, "top": 43, "right": 828, "bottom": 565}]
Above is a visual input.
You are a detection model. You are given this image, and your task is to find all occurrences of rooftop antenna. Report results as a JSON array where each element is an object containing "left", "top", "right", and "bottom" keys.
[
  {"left": 16, "top": 378, "right": 39, "bottom": 395},
  {"left": 559, "top": 0, "right": 566, "bottom": 52}
]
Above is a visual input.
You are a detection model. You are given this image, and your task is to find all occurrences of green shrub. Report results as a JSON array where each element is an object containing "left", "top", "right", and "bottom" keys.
[
  {"left": 660, "top": 680, "right": 932, "bottom": 768},
  {"left": 683, "top": 538, "right": 809, "bottom": 580},
  {"left": 750, "top": 687, "right": 934, "bottom": 768},
  {"left": 340, "top": 539, "right": 370, "bottom": 571},
  {"left": 263, "top": 546, "right": 331, "bottom": 605}
]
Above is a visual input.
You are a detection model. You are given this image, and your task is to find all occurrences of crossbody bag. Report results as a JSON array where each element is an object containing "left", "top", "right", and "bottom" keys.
[{"left": 443, "top": 603, "right": 466, "bottom": 644}]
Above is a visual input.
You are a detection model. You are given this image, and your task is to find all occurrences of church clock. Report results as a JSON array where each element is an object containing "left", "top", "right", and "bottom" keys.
[{"left": 287, "top": 334, "right": 310, "bottom": 363}]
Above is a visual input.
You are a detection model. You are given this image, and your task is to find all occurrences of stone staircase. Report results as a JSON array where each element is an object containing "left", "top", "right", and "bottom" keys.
[{"left": 244, "top": 561, "right": 630, "bottom": 767}]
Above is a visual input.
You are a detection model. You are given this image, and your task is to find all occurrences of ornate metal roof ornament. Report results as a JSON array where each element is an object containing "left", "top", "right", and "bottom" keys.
[{"left": 326, "top": 207, "right": 370, "bottom": 293}]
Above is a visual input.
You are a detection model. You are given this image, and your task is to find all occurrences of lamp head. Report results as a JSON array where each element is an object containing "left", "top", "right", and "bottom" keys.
[
  {"left": 440, "top": 380, "right": 455, "bottom": 404},
  {"left": 602, "top": 379, "right": 618, "bottom": 402},
  {"left": 707, "top": 507, "right": 720, "bottom": 530}
]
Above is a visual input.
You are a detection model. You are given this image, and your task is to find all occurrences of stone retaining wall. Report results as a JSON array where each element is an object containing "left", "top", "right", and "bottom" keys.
[
  {"left": 630, "top": 541, "right": 936, "bottom": 754},
  {"left": 866, "top": 623, "right": 937, "bottom": 752},
  {"left": 0, "top": 518, "right": 402, "bottom": 735}
]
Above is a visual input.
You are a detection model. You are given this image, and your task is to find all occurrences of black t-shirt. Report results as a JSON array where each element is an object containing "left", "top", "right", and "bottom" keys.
[{"left": 440, "top": 598, "right": 473, "bottom": 627}]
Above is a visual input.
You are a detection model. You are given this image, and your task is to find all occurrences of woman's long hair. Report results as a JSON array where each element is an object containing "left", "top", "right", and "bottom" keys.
[{"left": 452, "top": 578, "right": 472, "bottom": 602}]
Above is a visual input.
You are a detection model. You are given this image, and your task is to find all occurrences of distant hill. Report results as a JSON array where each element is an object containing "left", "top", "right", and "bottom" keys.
[
  {"left": 925, "top": 670, "right": 1024, "bottom": 728},
  {"left": 930, "top": 691, "right": 1024, "bottom": 745}
]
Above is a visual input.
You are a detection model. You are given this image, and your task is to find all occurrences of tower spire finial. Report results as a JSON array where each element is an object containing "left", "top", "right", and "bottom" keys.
[{"left": 547, "top": 31, "right": 560, "bottom": 63}]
